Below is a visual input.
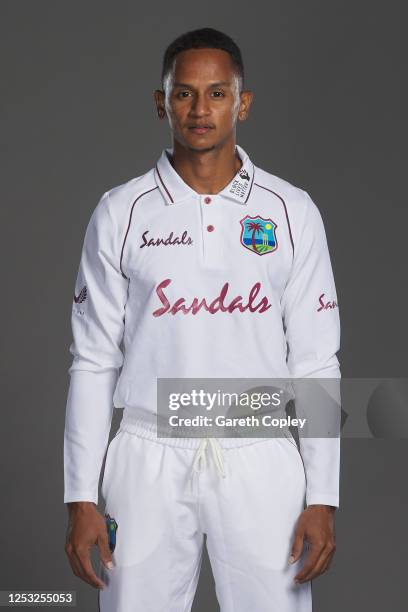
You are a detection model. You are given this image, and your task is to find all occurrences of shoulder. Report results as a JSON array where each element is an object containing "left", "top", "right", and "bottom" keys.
[
  {"left": 254, "top": 166, "right": 311, "bottom": 216},
  {"left": 84, "top": 167, "right": 157, "bottom": 245},
  {"left": 254, "top": 165, "right": 325, "bottom": 232},
  {"left": 102, "top": 168, "right": 158, "bottom": 222}
]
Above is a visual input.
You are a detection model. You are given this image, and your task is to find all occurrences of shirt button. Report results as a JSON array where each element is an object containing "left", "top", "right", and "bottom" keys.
[
  {"left": 204, "top": 196, "right": 212, "bottom": 204},
  {"left": 207, "top": 224, "right": 215, "bottom": 232}
]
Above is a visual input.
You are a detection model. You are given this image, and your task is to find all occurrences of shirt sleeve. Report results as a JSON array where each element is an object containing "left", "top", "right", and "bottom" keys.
[
  {"left": 63, "top": 191, "right": 129, "bottom": 504},
  {"left": 281, "top": 190, "right": 341, "bottom": 508}
]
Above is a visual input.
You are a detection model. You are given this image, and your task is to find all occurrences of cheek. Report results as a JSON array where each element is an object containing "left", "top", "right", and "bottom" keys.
[
  {"left": 166, "top": 114, "right": 174, "bottom": 130},
  {"left": 218, "top": 106, "right": 238, "bottom": 128},
  {"left": 166, "top": 104, "right": 187, "bottom": 127},
  {"left": 165, "top": 109, "right": 180, "bottom": 130},
  {"left": 231, "top": 97, "right": 241, "bottom": 119}
]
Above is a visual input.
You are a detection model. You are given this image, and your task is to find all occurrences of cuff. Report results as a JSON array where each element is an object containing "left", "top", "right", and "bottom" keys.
[
  {"left": 306, "top": 491, "right": 339, "bottom": 508},
  {"left": 64, "top": 490, "right": 98, "bottom": 505}
]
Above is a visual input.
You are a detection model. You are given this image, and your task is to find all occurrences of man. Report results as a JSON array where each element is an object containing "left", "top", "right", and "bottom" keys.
[{"left": 64, "top": 27, "right": 340, "bottom": 612}]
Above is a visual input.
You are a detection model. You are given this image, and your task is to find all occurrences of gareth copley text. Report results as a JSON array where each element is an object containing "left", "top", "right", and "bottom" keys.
[{"left": 168, "top": 414, "right": 307, "bottom": 429}]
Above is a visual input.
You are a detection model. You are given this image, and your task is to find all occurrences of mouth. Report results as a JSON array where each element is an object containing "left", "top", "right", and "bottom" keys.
[{"left": 187, "top": 125, "right": 214, "bottom": 135}]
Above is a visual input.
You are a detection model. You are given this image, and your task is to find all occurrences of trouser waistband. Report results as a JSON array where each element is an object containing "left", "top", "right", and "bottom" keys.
[
  {"left": 118, "top": 412, "right": 273, "bottom": 449},
  {"left": 118, "top": 412, "right": 298, "bottom": 488}
]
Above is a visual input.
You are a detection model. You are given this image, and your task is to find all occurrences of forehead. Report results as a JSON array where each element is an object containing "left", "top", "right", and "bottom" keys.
[{"left": 172, "top": 48, "right": 236, "bottom": 84}]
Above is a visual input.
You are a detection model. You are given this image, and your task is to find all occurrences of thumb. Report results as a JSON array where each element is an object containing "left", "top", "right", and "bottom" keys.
[
  {"left": 289, "top": 526, "right": 305, "bottom": 564},
  {"left": 97, "top": 531, "right": 114, "bottom": 570}
]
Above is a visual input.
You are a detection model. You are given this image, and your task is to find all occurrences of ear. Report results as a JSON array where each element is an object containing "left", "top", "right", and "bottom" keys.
[
  {"left": 237, "top": 90, "right": 254, "bottom": 121},
  {"left": 154, "top": 89, "right": 166, "bottom": 119}
]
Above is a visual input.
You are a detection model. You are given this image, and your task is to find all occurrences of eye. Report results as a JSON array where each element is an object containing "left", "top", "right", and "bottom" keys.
[
  {"left": 211, "top": 91, "right": 225, "bottom": 97},
  {"left": 176, "top": 91, "right": 191, "bottom": 99}
]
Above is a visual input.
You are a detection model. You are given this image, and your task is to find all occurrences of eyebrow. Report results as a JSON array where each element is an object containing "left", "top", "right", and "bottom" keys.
[{"left": 173, "top": 81, "right": 232, "bottom": 89}]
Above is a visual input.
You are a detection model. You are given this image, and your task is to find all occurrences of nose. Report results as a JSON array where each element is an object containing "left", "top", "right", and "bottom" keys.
[{"left": 189, "top": 92, "right": 210, "bottom": 117}]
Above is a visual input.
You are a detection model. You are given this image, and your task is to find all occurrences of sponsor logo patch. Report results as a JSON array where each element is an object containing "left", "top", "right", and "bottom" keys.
[
  {"left": 317, "top": 293, "right": 338, "bottom": 312},
  {"left": 74, "top": 285, "right": 87, "bottom": 304},
  {"left": 152, "top": 278, "right": 272, "bottom": 316},
  {"left": 140, "top": 230, "right": 193, "bottom": 248}
]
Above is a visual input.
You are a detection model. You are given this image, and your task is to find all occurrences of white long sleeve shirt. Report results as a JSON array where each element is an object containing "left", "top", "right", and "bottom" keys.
[{"left": 64, "top": 144, "right": 341, "bottom": 507}]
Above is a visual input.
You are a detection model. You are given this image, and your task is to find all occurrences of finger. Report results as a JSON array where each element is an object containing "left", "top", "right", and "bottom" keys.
[
  {"left": 289, "top": 528, "right": 305, "bottom": 564},
  {"left": 318, "top": 556, "right": 331, "bottom": 576},
  {"left": 65, "top": 547, "right": 83, "bottom": 580},
  {"left": 316, "top": 546, "right": 336, "bottom": 576},
  {"left": 67, "top": 548, "right": 98, "bottom": 588},
  {"left": 309, "top": 540, "right": 336, "bottom": 580},
  {"left": 294, "top": 540, "right": 325, "bottom": 583},
  {"left": 301, "top": 546, "right": 333, "bottom": 582},
  {"left": 296, "top": 544, "right": 334, "bottom": 583},
  {"left": 74, "top": 548, "right": 106, "bottom": 589},
  {"left": 97, "top": 530, "right": 114, "bottom": 570},
  {"left": 74, "top": 552, "right": 105, "bottom": 589}
]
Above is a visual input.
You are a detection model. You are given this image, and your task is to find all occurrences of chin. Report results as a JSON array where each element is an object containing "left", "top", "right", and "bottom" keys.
[
  {"left": 184, "top": 135, "right": 225, "bottom": 153},
  {"left": 187, "top": 143, "right": 217, "bottom": 153},
  {"left": 174, "top": 131, "right": 226, "bottom": 153}
]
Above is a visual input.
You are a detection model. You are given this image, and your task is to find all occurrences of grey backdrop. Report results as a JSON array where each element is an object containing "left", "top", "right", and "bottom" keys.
[{"left": 1, "top": 1, "right": 407, "bottom": 611}]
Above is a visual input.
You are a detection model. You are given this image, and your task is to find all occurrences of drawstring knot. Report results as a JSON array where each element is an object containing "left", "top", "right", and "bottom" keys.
[{"left": 190, "top": 438, "right": 226, "bottom": 490}]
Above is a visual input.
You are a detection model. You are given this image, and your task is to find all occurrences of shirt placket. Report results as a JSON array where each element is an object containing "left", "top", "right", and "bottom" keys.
[{"left": 199, "top": 194, "right": 224, "bottom": 269}]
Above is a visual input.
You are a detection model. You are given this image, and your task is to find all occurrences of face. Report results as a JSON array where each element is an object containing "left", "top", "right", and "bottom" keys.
[{"left": 154, "top": 48, "right": 253, "bottom": 153}]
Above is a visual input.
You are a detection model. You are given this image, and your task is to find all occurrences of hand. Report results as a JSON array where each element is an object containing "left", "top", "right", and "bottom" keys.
[
  {"left": 64, "top": 502, "right": 113, "bottom": 589},
  {"left": 289, "top": 504, "right": 336, "bottom": 584}
]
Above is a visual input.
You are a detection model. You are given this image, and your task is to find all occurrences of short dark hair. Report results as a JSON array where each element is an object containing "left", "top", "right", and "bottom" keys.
[{"left": 161, "top": 27, "right": 244, "bottom": 91}]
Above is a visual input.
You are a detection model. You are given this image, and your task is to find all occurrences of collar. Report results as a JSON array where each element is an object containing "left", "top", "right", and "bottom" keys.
[{"left": 154, "top": 143, "right": 255, "bottom": 206}]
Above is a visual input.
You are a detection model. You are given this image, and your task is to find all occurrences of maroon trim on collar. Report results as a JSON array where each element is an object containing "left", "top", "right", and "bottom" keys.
[
  {"left": 254, "top": 183, "right": 294, "bottom": 255},
  {"left": 120, "top": 186, "right": 159, "bottom": 279},
  {"left": 155, "top": 164, "right": 174, "bottom": 204}
]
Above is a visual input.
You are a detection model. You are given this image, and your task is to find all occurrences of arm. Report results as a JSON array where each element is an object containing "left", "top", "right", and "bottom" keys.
[
  {"left": 64, "top": 191, "right": 129, "bottom": 587},
  {"left": 281, "top": 190, "right": 341, "bottom": 581},
  {"left": 64, "top": 191, "right": 128, "bottom": 504}
]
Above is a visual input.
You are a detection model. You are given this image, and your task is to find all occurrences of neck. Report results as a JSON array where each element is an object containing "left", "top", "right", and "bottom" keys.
[{"left": 170, "top": 137, "right": 242, "bottom": 195}]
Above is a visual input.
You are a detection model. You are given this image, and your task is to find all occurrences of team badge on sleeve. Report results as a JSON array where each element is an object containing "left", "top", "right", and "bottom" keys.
[{"left": 239, "top": 215, "right": 278, "bottom": 255}]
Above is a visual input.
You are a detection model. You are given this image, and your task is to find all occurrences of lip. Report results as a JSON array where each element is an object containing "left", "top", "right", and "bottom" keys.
[{"left": 188, "top": 126, "right": 214, "bottom": 135}]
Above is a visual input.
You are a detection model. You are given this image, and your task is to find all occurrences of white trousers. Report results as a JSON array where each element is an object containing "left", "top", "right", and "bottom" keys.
[{"left": 98, "top": 422, "right": 311, "bottom": 612}]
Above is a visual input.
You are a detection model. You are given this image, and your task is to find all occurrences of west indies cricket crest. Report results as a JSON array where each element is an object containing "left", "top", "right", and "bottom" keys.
[{"left": 239, "top": 215, "right": 278, "bottom": 255}]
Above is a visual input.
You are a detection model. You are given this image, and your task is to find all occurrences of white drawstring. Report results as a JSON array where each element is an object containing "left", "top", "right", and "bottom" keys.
[{"left": 190, "top": 438, "right": 226, "bottom": 490}]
